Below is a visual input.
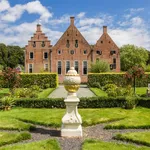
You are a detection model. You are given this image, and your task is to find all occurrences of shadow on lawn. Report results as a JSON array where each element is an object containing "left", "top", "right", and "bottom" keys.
[{"left": 31, "top": 126, "right": 61, "bottom": 137}]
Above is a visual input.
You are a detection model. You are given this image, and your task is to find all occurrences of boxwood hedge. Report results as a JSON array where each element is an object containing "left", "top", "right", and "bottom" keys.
[
  {"left": 0, "top": 73, "right": 58, "bottom": 88},
  {"left": 0, "top": 96, "right": 149, "bottom": 108},
  {"left": 88, "top": 73, "right": 150, "bottom": 87}
]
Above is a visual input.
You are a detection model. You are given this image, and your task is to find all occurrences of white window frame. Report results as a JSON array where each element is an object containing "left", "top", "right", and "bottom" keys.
[
  {"left": 44, "top": 64, "right": 48, "bottom": 71},
  {"left": 28, "top": 63, "right": 33, "bottom": 73},
  {"left": 65, "top": 60, "right": 70, "bottom": 73},
  {"left": 43, "top": 52, "right": 48, "bottom": 59},
  {"left": 57, "top": 60, "right": 62, "bottom": 75},
  {"left": 74, "top": 60, "right": 79, "bottom": 73},
  {"left": 82, "top": 60, "right": 88, "bottom": 75},
  {"left": 29, "top": 52, "right": 34, "bottom": 59}
]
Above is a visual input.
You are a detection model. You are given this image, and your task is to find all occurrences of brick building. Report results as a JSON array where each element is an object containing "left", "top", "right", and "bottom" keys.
[{"left": 25, "top": 17, "right": 120, "bottom": 83}]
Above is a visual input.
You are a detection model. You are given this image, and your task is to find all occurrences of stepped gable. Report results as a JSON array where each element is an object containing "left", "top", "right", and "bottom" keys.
[
  {"left": 26, "top": 23, "right": 52, "bottom": 48},
  {"left": 25, "top": 24, "right": 52, "bottom": 73}
]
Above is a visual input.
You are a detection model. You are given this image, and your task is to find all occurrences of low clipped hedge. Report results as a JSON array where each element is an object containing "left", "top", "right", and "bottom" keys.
[
  {"left": 88, "top": 73, "right": 150, "bottom": 87},
  {"left": 0, "top": 73, "right": 58, "bottom": 88},
  {"left": 0, "top": 97, "right": 148, "bottom": 108}
]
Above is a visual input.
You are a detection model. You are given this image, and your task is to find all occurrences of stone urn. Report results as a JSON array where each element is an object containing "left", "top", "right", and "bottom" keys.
[
  {"left": 61, "top": 67, "right": 82, "bottom": 137},
  {"left": 63, "top": 67, "right": 81, "bottom": 94}
]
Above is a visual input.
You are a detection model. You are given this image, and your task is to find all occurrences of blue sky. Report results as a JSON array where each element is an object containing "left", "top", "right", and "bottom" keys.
[{"left": 0, "top": 0, "right": 150, "bottom": 50}]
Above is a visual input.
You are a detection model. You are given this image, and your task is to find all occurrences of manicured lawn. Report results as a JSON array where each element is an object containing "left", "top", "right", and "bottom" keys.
[
  {"left": 0, "top": 132, "right": 31, "bottom": 147},
  {"left": 82, "top": 139, "right": 150, "bottom": 150},
  {"left": 0, "top": 139, "right": 60, "bottom": 150},
  {"left": 0, "top": 117, "right": 34, "bottom": 131},
  {"left": 114, "top": 132, "right": 150, "bottom": 146},
  {"left": 38, "top": 88, "right": 55, "bottom": 98},
  {"left": 0, "top": 107, "right": 149, "bottom": 129},
  {"left": 90, "top": 88, "right": 107, "bottom": 97}
]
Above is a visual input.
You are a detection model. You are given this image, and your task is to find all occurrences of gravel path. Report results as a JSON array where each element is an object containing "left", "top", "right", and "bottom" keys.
[{"left": 1, "top": 123, "right": 150, "bottom": 150}]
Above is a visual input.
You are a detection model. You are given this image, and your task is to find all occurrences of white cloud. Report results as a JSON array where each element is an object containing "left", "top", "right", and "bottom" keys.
[
  {"left": 130, "top": 17, "right": 144, "bottom": 26},
  {"left": 78, "top": 17, "right": 104, "bottom": 26},
  {"left": 0, "top": 0, "right": 10, "bottom": 12},
  {"left": 129, "top": 8, "right": 144, "bottom": 14},
  {"left": 77, "top": 12, "right": 86, "bottom": 18},
  {"left": 0, "top": 0, "right": 52, "bottom": 22}
]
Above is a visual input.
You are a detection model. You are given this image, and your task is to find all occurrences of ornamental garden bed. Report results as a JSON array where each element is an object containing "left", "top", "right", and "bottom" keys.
[{"left": 0, "top": 107, "right": 149, "bottom": 149}]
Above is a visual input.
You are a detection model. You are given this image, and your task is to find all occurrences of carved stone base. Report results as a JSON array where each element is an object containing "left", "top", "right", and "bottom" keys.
[
  {"left": 61, "top": 94, "right": 82, "bottom": 137},
  {"left": 61, "top": 124, "right": 82, "bottom": 137}
]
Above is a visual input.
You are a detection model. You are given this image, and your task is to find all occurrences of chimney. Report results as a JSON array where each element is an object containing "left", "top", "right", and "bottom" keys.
[
  {"left": 70, "top": 16, "right": 75, "bottom": 25},
  {"left": 103, "top": 26, "right": 107, "bottom": 33},
  {"left": 37, "top": 24, "right": 41, "bottom": 32}
]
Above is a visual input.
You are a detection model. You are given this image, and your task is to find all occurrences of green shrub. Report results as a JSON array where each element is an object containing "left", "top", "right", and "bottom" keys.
[
  {"left": 0, "top": 73, "right": 58, "bottom": 88},
  {"left": 88, "top": 73, "right": 150, "bottom": 87}
]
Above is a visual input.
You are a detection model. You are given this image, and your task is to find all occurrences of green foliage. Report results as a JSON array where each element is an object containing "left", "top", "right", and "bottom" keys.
[
  {"left": 89, "top": 60, "right": 110, "bottom": 73},
  {"left": 120, "top": 44, "right": 149, "bottom": 71},
  {"left": 1, "top": 96, "right": 15, "bottom": 110},
  {"left": 0, "top": 132, "right": 31, "bottom": 147},
  {"left": 124, "top": 96, "right": 137, "bottom": 109},
  {"left": 0, "top": 139, "right": 61, "bottom": 150},
  {"left": 88, "top": 73, "right": 150, "bottom": 87},
  {"left": 38, "top": 88, "right": 55, "bottom": 98},
  {"left": 82, "top": 139, "right": 149, "bottom": 150},
  {"left": 114, "top": 132, "right": 150, "bottom": 147},
  {"left": 0, "top": 43, "right": 24, "bottom": 69},
  {"left": 19, "top": 73, "right": 58, "bottom": 88}
]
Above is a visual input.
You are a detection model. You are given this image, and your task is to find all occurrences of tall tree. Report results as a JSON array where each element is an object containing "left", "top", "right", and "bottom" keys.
[
  {"left": 0, "top": 43, "right": 24, "bottom": 69},
  {"left": 120, "top": 44, "right": 148, "bottom": 71}
]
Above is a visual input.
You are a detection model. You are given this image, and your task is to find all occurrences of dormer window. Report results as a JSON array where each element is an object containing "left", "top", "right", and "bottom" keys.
[
  {"left": 96, "top": 50, "right": 102, "bottom": 55},
  {"left": 75, "top": 40, "right": 78, "bottom": 48},
  {"left": 110, "top": 50, "right": 116, "bottom": 55},
  {"left": 32, "top": 41, "right": 36, "bottom": 47},
  {"left": 58, "top": 50, "right": 61, "bottom": 55},
  {"left": 66, "top": 40, "right": 70, "bottom": 48},
  {"left": 29, "top": 52, "right": 34, "bottom": 59},
  {"left": 41, "top": 41, "right": 45, "bottom": 47}
]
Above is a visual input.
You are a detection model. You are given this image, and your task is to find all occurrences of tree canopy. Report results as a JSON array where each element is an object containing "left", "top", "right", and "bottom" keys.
[
  {"left": 120, "top": 44, "right": 149, "bottom": 71},
  {"left": 0, "top": 43, "right": 24, "bottom": 69}
]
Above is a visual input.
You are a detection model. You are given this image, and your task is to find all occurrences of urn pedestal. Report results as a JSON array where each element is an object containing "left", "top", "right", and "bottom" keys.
[{"left": 61, "top": 67, "right": 82, "bottom": 137}]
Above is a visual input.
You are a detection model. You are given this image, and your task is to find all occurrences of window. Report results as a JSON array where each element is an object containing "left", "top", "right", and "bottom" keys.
[
  {"left": 29, "top": 52, "right": 34, "bottom": 59},
  {"left": 32, "top": 41, "right": 36, "bottom": 47},
  {"left": 113, "top": 58, "right": 116, "bottom": 69},
  {"left": 41, "top": 41, "right": 45, "bottom": 47},
  {"left": 66, "top": 40, "right": 70, "bottom": 48},
  {"left": 58, "top": 61, "right": 61, "bottom": 75},
  {"left": 110, "top": 50, "right": 116, "bottom": 55},
  {"left": 66, "top": 61, "right": 70, "bottom": 73},
  {"left": 70, "top": 50, "right": 75, "bottom": 55},
  {"left": 44, "top": 64, "right": 48, "bottom": 71},
  {"left": 83, "top": 61, "right": 87, "bottom": 75},
  {"left": 75, "top": 40, "right": 78, "bottom": 48},
  {"left": 74, "top": 61, "right": 79, "bottom": 73},
  {"left": 83, "top": 50, "right": 87, "bottom": 54},
  {"left": 110, "top": 64, "right": 113, "bottom": 70},
  {"left": 29, "top": 64, "right": 33, "bottom": 73},
  {"left": 96, "top": 50, "right": 102, "bottom": 55},
  {"left": 101, "top": 41, "right": 103, "bottom": 44},
  {"left": 44, "top": 52, "right": 48, "bottom": 59},
  {"left": 58, "top": 50, "right": 61, "bottom": 55}
]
